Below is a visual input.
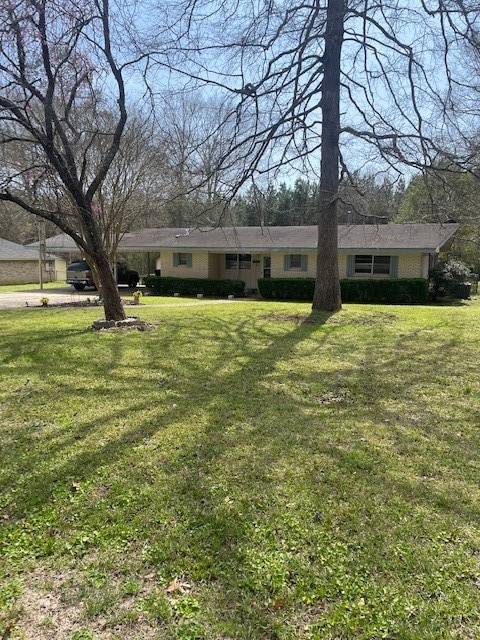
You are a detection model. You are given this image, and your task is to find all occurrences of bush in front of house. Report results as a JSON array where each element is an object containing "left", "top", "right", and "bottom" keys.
[
  {"left": 258, "top": 277, "right": 429, "bottom": 303},
  {"left": 143, "top": 276, "right": 245, "bottom": 297},
  {"left": 340, "top": 278, "right": 429, "bottom": 304},
  {"left": 258, "top": 278, "right": 315, "bottom": 300},
  {"left": 429, "top": 258, "right": 472, "bottom": 300}
]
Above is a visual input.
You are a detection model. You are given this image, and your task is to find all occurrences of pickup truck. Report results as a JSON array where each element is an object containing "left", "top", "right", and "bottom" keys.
[{"left": 66, "top": 260, "right": 139, "bottom": 290}]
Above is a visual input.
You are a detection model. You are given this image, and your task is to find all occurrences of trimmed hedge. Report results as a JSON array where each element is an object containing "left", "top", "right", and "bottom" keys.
[
  {"left": 258, "top": 277, "right": 429, "bottom": 304},
  {"left": 258, "top": 278, "right": 315, "bottom": 301},
  {"left": 143, "top": 275, "right": 245, "bottom": 297},
  {"left": 340, "top": 278, "right": 429, "bottom": 304}
]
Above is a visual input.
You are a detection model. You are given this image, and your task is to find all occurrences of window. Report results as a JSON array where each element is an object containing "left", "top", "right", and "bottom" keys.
[
  {"left": 225, "top": 254, "right": 237, "bottom": 269},
  {"left": 289, "top": 254, "right": 302, "bottom": 269},
  {"left": 354, "top": 255, "right": 391, "bottom": 275},
  {"left": 263, "top": 256, "right": 271, "bottom": 278},
  {"left": 348, "top": 255, "right": 397, "bottom": 277},
  {"left": 225, "top": 254, "right": 252, "bottom": 270},
  {"left": 284, "top": 254, "right": 308, "bottom": 271},
  {"left": 173, "top": 252, "right": 192, "bottom": 267}
]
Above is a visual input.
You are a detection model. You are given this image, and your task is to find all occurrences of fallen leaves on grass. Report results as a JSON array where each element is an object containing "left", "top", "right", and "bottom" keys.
[
  {"left": 166, "top": 579, "right": 192, "bottom": 595},
  {"left": 317, "top": 391, "right": 353, "bottom": 404}
]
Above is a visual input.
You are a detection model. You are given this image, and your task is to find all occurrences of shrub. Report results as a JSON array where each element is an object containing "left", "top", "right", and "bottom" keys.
[
  {"left": 258, "top": 277, "right": 429, "bottom": 304},
  {"left": 429, "top": 259, "right": 472, "bottom": 299},
  {"left": 340, "top": 278, "right": 429, "bottom": 304},
  {"left": 258, "top": 278, "right": 315, "bottom": 300},
  {"left": 143, "top": 276, "right": 245, "bottom": 297}
]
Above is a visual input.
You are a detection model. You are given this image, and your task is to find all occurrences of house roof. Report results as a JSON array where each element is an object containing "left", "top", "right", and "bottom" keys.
[
  {"left": 36, "top": 223, "right": 459, "bottom": 254},
  {"left": 0, "top": 237, "right": 52, "bottom": 260}
]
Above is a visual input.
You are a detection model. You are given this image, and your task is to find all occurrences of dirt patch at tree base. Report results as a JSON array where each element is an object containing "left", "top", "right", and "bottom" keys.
[{"left": 90, "top": 317, "right": 156, "bottom": 331}]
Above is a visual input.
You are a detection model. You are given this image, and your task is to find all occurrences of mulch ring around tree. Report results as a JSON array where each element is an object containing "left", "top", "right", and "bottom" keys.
[{"left": 90, "top": 317, "right": 157, "bottom": 331}]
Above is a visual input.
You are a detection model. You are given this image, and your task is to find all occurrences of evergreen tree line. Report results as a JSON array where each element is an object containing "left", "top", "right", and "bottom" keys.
[{"left": 228, "top": 174, "right": 407, "bottom": 227}]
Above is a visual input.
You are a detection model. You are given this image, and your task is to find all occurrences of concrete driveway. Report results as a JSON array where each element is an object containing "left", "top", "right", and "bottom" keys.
[
  {"left": 0, "top": 286, "right": 135, "bottom": 310},
  {"left": 0, "top": 286, "right": 244, "bottom": 310}
]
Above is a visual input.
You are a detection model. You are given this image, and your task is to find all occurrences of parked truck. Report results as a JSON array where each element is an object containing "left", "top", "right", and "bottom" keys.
[{"left": 66, "top": 260, "right": 139, "bottom": 290}]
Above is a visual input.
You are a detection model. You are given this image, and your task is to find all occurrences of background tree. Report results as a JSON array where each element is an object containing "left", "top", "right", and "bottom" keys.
[
  {"left": 150, "top": 94, "right": 241, "bottom": 227},
  {"left": 338, "top": 173, "right": 406, "bottom": 225},
  {"left": 0, "top": 201, "right": 57, "bottom": 245},
  {"left": 0, "top": 0, "right": 135, "bottom": 321},
  {"left": 86, "top": 112, "right": 164, "bottom": 263},
  {"left": 397, "top": 168, "right": 480, "bottom": 271}
]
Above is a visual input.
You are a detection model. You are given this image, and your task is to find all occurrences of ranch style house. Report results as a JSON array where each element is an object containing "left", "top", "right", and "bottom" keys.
[{"left": 38, "top": 223, "right": 459, "bottom": 291}]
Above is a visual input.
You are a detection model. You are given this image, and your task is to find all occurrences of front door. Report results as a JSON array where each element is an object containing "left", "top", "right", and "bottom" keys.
[{"left": 263, "top": 256, "right": 271, "bottom": 278}]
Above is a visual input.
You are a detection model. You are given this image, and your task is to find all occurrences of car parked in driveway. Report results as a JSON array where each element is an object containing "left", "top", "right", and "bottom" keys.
[{"left": 66, "top": 260, "right": 139, "bottom": 290}]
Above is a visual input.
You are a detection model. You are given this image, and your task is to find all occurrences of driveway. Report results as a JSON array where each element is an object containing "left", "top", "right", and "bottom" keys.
[
  {"left": 0, "top": 287, "right": 132, "bottom": 310},
  {"left": 0, "top": 286, "right": 243, "bottom": 310}
]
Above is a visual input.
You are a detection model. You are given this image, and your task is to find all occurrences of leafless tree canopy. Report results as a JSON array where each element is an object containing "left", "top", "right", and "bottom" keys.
[
  {"left": 142, "top": 1, "right": 478, "bottom": 181},
  {"left": 0, "top": 0, "right": 138, "bottom": 320},
  {"left": 134, "top": 0, "right": 480, "bottom": 309}
]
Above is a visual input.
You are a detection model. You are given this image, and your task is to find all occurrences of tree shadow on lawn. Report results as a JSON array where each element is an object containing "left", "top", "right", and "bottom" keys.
[
  {"left": 129, "top": 313, "right": 480, "bottom": 635},
  {"left": 1, "top": 309, "right": 340, "bottom": 632},
  {"left": 2, "top": 307, "right": 480, "bottom": 636},
  {"left": 0, "top": 310, "right": 332, "bottom": 506}
]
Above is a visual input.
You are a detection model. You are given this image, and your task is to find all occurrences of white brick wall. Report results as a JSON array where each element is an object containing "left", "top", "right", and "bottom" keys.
[
  {"left": 157, "top": 250, "right": 429, "bottom": 284},
  {"left": 272, "top": 252, "right": 426, "bottom": 279},
  {"left": 338, "top": 254, "right": 347, "bottom": 278},
  {"left": 271, "top": 252, "right": 317, "bottom": 278},
  {"left": 398, "top": 253, "right": 423, "bottom": 278},
  {"left": 160, "top": 250, "right": 210, "bottom": 278}
]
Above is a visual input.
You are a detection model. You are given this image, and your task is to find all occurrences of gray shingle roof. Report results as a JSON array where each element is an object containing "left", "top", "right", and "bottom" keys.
[
  {"left": 0, "top": 237, "right": 44, "bottom": 260},
  {"left": 35, "top": 223, "right": 459, "bottom": 254}
]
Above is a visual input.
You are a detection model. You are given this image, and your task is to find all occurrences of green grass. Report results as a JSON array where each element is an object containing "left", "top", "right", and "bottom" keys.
[
  {"left": 1, "top": 299, "right": 480, "bottom": 639},
  {"left": 0, "top": 281, "right": 64, "bottom": 293}
]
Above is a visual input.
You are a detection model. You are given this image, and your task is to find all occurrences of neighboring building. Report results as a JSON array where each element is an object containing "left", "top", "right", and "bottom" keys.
[
  {"left": 38, "top": 223, "right": 458, "bottom": 291},
  {"left": 0, "top": 237, "right": 66, "bottom": 285}
]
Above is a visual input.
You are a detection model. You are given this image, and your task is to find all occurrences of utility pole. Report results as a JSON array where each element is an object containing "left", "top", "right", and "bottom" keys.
[{"left": 38, "top": 218, "right": 46, "bottom": 289}]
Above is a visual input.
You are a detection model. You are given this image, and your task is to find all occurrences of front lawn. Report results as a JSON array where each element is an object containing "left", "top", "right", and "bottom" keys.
[
  {"left": 1, "top": 300, "right": 479, "bottom": 639},
  {"left": 0, "top": 281, "right": 64, "bottom": 293}
]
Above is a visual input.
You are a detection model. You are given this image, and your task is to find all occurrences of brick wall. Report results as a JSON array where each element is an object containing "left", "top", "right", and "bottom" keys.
[
  {"left": 271, "top": 252, "right": 316, "bottom": 278},
  {"left": 397, "top": 253, "right": 421, "bottom": 278},
  {"left": 273, "top": 252, "right": 427, "bottom": 279},
  {"left": 0, "top": 260, "right": 65, "bottom": 285},
  {"left": 157, "top": 250, "right": 429, "bottom": 283},
  {"left": 340, "top": 253, "right": 425, "bottom": 279},
  {"left": 160, "top": 250, "right": 210, "bottom": 278}
]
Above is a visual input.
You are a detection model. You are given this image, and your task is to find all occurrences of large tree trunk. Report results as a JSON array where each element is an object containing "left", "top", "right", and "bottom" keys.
[
  {"left": 82, "top": 208, "right": 127, "bottom": 322},
  {"left": 312, "top": 0, "right": 345, "bottom": 313},
  {"left": 92, "top": 253, "right": 127, "bottom": 321}
]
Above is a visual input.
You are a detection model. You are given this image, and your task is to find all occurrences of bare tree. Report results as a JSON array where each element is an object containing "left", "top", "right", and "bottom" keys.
[
  {"left": 87, "top": 112, "right": 165, "bottom": 262},
  {"left": 0, "top": 0, "right": 135, "bottom": 321},
  {"left": 143, "top": 0, "right": 469, "bottom": 311},
  {"left": 154, "top": 94, "right": 243, "bottom": 227},
  {"left": 397, "top": 166, "right": 480, "bottom": 269}
]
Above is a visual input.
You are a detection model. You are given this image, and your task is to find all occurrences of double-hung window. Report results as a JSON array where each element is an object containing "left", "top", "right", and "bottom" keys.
[
  {"left": 284, "top": 254, "right": 308, "bottom": 271},
  {"left": 225, "top": 254, "right": 251, "bottom": 270},
  {"left": 355, "top": 255, "right": 390, "bottom": 274},
  {"left": 173, "top": 252, "right": 192, "bottom": 267},
  {"left": 348, "top": 254, "right": 397, "bottom": 277}
]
